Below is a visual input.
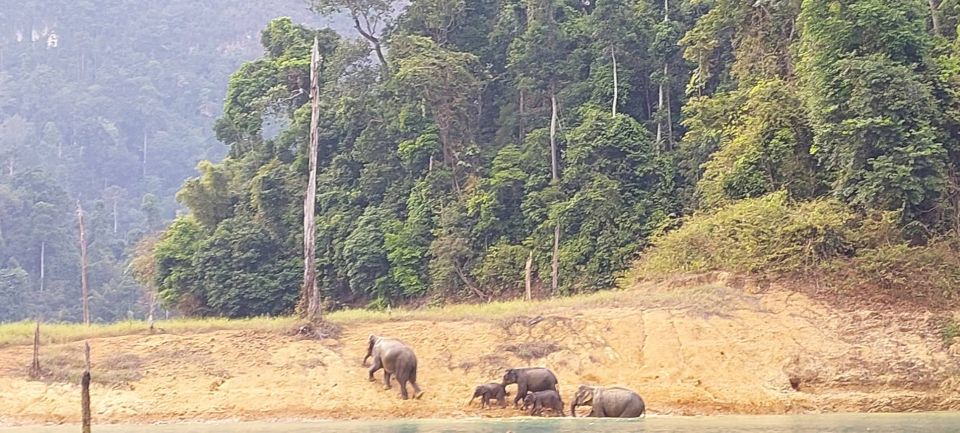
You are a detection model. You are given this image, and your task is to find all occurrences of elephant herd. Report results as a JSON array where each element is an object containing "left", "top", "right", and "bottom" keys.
[{"left": 362, "top": 334, "right": 647, "bottom": 418}]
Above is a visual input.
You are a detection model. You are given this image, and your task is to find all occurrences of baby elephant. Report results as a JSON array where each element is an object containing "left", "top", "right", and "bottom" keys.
[
  {"left": 469, "top": 383, "right": 509, "bottom": 408},
  {"left": 522, "top": 390, "right": 566, "bottom": 416}
]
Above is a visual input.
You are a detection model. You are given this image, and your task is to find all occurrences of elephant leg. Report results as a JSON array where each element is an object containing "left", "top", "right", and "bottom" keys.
[
  {"left": 398, "top": 377, "right": 410, "bottom": 400},
  {"left": 368, "top": 357, "right": 382, "bottom": 382},
  {"left": 514, "top": 384, "right": 527, "bottom": 407},
  {"left": 481, "top": 396, "right": 488, "bottom": 409},
  {"left": 383, "top": 371, "right": 392, "bottom": 390},
  {"left": 409, "top": 378, "right": 423, "bottom": 399}
]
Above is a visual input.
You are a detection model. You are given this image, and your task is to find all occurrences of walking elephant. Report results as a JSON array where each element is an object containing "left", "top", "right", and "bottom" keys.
[
  {"left": 469, "top": 383, "right": 509, "bottom": 408},
  {"left": 502, "top": 367, "right": 559, "bottom": 407},
  {"left": 570, "top": 385, "right": 645, "bottom": 417},
  {"left": 363, "top": 335, "right": 423, "bottom": 400},
  {"left": 523, "top": 390, "right": 566, "bottom": 416}
]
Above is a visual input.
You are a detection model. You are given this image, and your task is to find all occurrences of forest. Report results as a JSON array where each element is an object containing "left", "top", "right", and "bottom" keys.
[
  {"left": 0, "top": 0, "right": 328, "bottom": 322},
  {"left": 141, "top": 0, "right": 960, "bottom": 318},
  {"left": 6, "top": 0, "right": 960, "bottom": 322}
]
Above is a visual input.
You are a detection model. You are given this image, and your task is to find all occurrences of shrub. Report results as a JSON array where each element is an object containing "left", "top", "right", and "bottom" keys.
[{"left": 640, "top": 192, "right": 867, "bottom": 275}]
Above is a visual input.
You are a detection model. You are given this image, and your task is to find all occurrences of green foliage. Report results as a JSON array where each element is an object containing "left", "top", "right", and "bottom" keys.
[
  {"left": 154, "top": 216, "right": 206, "bottom": 313},
  {"left": 799, "top": 0, "right": 947, "bottom": 219},
  {"left": 698, "top": 79, "right": 819, "bottom": 208},
  {"left": 640, "top": 193, "right": 867, "bottom": 275},
  {"left": 146, "top": 0, "right": 960, "bottom": 319}
]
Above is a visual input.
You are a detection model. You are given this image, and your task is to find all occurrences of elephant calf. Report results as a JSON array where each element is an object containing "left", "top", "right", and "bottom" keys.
[
  {"left": 570, "top": 385, "right": 645, "bottom": 418},
  {"left": 469, "top": 383, "right": 509, "bottom": 408},
  {"left": 502, "top": 367, "right": 559, "bottom": 408},
  {"left": 522, "top": 390, "right": 566, "bottom": 416},
  {"left": 363, "top": 335, "right": 423, "bottom": 400}
]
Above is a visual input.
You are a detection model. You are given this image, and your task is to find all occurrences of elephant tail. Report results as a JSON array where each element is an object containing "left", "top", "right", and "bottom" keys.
[{"left": 409, "top": 361, "right": 418, "bottom": 384}]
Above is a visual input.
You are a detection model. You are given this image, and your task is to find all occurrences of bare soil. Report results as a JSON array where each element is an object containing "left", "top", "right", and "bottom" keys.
[{"left": 2, "top": 274, "right": 959, "bottom": 425}]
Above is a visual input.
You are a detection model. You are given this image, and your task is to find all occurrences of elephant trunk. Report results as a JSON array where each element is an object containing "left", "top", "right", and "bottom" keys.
[
  {"left": 570, "top": 402, "right": 578, "bottom": 417},
  {"left": 362, "top": 353, "right": 370, "bottom": 366}
]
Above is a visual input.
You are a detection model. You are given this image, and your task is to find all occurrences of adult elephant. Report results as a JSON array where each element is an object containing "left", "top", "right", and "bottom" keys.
[
  {"left": 502, "top": 367, "right": 559, "bottom": 407},
  {"left": 363, "top": 335, "right": 423, "bottom": 400},
  {"left": 570, "top": 385, "right": 645, "bottom": 417}
]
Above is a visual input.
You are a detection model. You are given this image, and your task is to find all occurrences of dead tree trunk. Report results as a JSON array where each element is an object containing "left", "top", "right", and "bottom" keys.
[
  {"left": 29, "top": 320, "right": 40, "bottom": 379},
  {"left": 524, "top": 250, "right": 533, "bottom": 301},
  {"left": 77, "top": 201, "right": 90, "bottom": 326},
  {"left": 518, "top": 89, "right": 525, "bottom": 143},
  {"left": 301, "top": 37, "right": 323, "bottom": 322},
  {"left": 81, "top": 341, "right": 91, "bottom": 433},
  {"left": 929, "top": 0, "right": 942, "bottom": 36},
  {"left": 611, "top": 46, "right": 619, "bottom": 117},
  {"left": 39, "top": 241, "right": 45, "bottom": 292},
  {"left": 141, "top": 131, "right": 147, "bottom": 178},
  {"left": 549, "top": 91, "right": 560, "bottom": 295},
  {"left": 656, "top": 0, "right": 670, "bottom": 148}
]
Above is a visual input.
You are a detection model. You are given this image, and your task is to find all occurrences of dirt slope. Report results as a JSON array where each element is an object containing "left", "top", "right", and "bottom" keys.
[{"left": 2, "top": 275, "right": 959, "bottom": 425}]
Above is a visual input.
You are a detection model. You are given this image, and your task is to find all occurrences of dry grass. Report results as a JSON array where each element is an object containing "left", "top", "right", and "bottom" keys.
[
  {"left": 32, "top": 345, "right": 142, "bottom": 385},
  {"left": 0, "top": 316, "right": 299, "bottom": 347},
  {"left": 0, "top": 282, "right": 737, "bottom": 347}
]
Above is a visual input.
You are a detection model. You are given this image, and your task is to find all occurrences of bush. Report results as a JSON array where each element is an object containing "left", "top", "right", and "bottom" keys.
[
  {"left": 640, "top": 192, "right": 868, "bottom": 275},
  {"left": 854, "top": 240, "right": 960, "bottom": 299},
  {"left": 639, "top": 192, "right": 960, "bottom": 302}
]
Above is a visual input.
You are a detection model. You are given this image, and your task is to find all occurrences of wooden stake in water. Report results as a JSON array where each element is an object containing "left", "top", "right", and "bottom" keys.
[{"left": 81, "top": 341, "right": 91, "bottom": 433}]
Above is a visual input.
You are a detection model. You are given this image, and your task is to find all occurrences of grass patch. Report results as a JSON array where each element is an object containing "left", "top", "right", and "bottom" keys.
[
  {"left": 0, "top": 316, "right": 299, "bottom": 347},
  {"left": 33, "top": 345, "right": 142, "bottom": 385},
  {"left": 0, "top": 282, "right": 745, "bottom": 346},
  {"left": 942, "top": 318, "right": 960, "bottom": 344}
]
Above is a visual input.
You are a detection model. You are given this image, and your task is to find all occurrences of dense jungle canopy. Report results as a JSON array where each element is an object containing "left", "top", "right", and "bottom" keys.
[{"left": 6, "top": 0, "right": 960, "bottom": 322}]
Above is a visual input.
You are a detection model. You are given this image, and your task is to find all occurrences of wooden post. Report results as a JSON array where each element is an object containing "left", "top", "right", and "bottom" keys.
[
  {"left": 301, "top": 36, "right": 322, "bottom": 322},
  {"left": 29, "top": 320, "right": 40, "bottom": 379},
  {"left": 524, "top": 251, "right": 533, "bottom": 301},
  {"left": 77, "top": 201, "right": 90, "bottom": 325},
  {"left": 81, "top": 341, "right": 91, "bottom": 433}
]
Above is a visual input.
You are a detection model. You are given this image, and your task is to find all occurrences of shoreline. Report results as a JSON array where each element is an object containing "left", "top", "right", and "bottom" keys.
[
  {"left": 4, "top": 411, "right": 960, "bottom": 429},
  {"left": 1, "top": 278, "right": 958, "bottom": 427}
]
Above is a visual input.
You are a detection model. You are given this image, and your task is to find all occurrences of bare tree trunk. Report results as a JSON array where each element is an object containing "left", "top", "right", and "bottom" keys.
[
  {"left": 929, "top": 0, "right": 943, "bottom": 36},
  {"left": 611, "top": 46, "right": 619, "bottom": 117},
  {"left": 518, "top": 89, "right": 525, "bottom": 143},
  {"left": 302, "top": 37, "right": 323, "bottom": 322},
  {"left": 147, "top": 292, "right": 155, "bottom": 333},
  {"left": 29, "top": 320, "right": 40, "bottom": 379},
  {"left": 656, "top": 77, "right": 664, "bottom": 144},
  {"left": 549, "top": 92, "right": 559, "bottom": 182},
  {"left": 549, "top": 90, "right": 561, "bottom": 295},
  {"left": 666, "top": 63, "right": 674, "bottom": 150},
  {"left": 112, "top": 199, "right": 118, "bottom": 234},
  {"left": 77, "top": 201, "right": 90, "bottom": 326},
  {"left": 81, "top": 341, "right": 91, "bottom": 433},
  {"left": 656, "top": 0, "right": 670, "bottom": 148},
  {"left": 142, "top": 131, "right": 147, "bottom": 178},
  {"left": 524, "top": 250, "right": 533, "bottom": 301},
  {"left": 39, "top": 241, "right": 44, "bottom": 292},
  {"left": 551, "top": 223, "right": 560, "bottom": 294}
]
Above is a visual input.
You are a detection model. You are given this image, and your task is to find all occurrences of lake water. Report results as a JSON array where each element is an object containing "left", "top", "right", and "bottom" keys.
[{"left": 3, "top": 413, "right": 960, "bottom": 433}]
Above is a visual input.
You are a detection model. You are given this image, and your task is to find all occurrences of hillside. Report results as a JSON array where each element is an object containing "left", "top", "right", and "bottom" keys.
[{"left": 1, "top": 275, "right": 958, "bottom": 425}]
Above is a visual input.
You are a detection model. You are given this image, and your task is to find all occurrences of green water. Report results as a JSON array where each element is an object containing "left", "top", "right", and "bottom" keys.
[{"left": 2, "top": 414, "right": 959, "bottom": 433}]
